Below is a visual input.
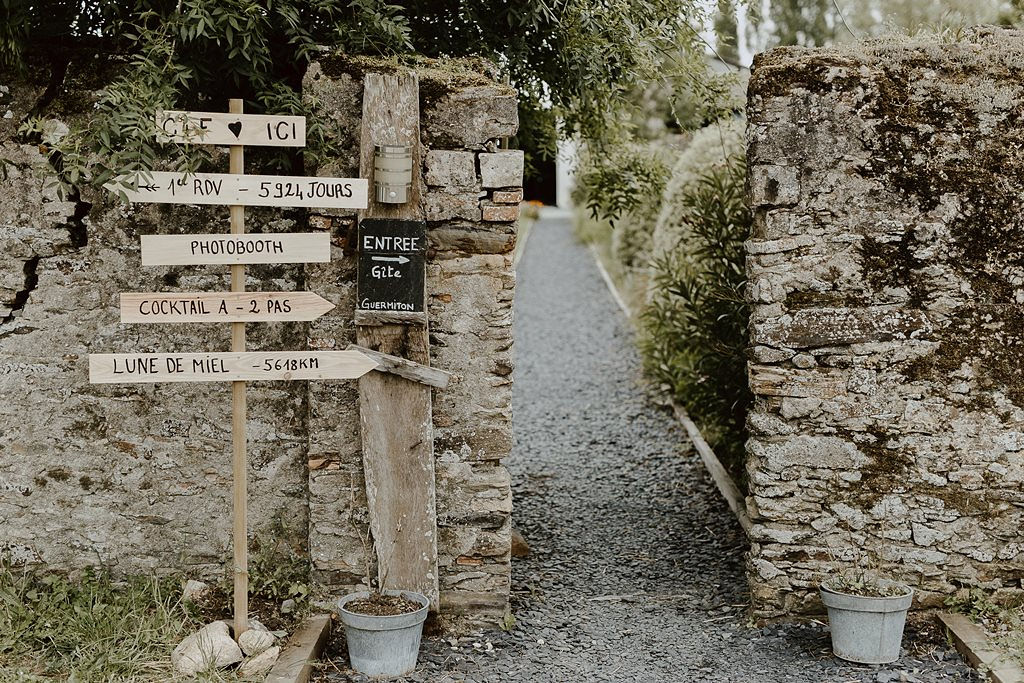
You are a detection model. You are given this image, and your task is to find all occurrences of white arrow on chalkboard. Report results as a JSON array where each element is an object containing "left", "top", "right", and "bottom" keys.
[
  {"left": 107, "top": 171, "right": 369, "bottom": 209},
  {"left": 120, "top": 292, "right": 335, "bottom": 323},
  {"left": 156, "top": 110, "right": 306, "bottom": 147},
  {"left": 140, "top": 233, "right": 330, "bottom": 266},
  {"left": 370, "top": 255, "right": 410, "bottom": 264},
  {"left": 89, "top": 350, "right": 378, "bottom": 384}
]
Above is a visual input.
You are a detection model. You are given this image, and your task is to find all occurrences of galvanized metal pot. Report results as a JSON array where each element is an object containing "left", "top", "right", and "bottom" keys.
[
  {"left": 820, "top": 580, "right": 914, "bottom": 664},
  {"left": 337, "top": 590, "right": 429, "bottom": 678}
]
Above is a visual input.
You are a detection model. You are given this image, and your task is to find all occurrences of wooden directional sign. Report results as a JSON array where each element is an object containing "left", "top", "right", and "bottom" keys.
[
  {"left": 120, "top": 292, "right": 335, "bottom": 323},
  {"left": 108, "top": 171, "right": 368, "bottom": 209},
  {"left": 140, "top": 233, "right": 329, "bottom": 266},
  {"left": 89, "top": 351, "right": 378, "bottom": 384},
  {"left": 357, "top": 218, "right": 427, "bottom": 314},
  {"left": 157, "top": 110, "right": 306, "bottom": 147}
]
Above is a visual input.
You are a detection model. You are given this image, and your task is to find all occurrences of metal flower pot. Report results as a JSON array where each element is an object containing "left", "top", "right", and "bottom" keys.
[
  {"left": 820, "top": 580, "right": 914, "bottom": 664},
  {"left": 337, "top": 590, "right": 429, "bottom": 678}
]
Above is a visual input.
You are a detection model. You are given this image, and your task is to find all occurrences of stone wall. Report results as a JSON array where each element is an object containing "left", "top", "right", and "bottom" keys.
[
  {"left": 744, "top": 27, "right": 1024, "bottom": 619},
  {"left": 0, "top": 52, "right": 518, "bottom": 630}
]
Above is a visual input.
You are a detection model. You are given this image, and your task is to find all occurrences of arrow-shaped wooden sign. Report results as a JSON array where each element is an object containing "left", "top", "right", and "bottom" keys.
[
  {"left": 140, "top": 233, "right": 329, "bottom": 266},
  {"left": 157, "top": 110, "right": 306, "bottom": 147},
  {"left": 89, "top": 350, "right": 378, "bottom": 384},
  {"left": 108, "top": 171, "right": 368, "bottom": 209},
  {"left": 120, "top": 292, "right": 335, "bottom": 323}
]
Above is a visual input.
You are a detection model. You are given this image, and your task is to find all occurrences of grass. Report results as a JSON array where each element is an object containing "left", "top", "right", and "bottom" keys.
[
  {"left": 0, "top": 562, "right": 222, "bottom": 682},
  {"left": 0, "top": 526, "right": 312, "bottom": 682}
]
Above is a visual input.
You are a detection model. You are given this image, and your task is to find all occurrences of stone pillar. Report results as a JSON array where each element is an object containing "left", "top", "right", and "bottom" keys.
[
  {"left": 745, "top": 27, "right": 1024, "bottom": 619},
  {"left": 303, "top": 57, "right": 519, "bottom": 629}
]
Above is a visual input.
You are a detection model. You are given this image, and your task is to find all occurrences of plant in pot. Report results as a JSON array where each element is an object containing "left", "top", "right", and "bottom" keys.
[
  {"left": 337, "top": 511, "right": 429, "bottom": 678},
  {"left": 820, "top": 515, "right": 914, "bottom": 665}
]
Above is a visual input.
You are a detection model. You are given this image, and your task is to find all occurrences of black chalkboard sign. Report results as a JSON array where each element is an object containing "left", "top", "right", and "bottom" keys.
[{"left": 357, "top": 218, "right": 427, "bottom": 314}]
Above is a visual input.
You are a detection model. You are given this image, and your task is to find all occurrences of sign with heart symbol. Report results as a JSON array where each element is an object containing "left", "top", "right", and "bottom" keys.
[{"left": 156, "top": 110, "right": 306, "bottom": 147}]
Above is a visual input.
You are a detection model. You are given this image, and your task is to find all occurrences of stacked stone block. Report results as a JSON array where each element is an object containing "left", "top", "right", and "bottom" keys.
[{"left": 745, "top": 28, "right": 1024, "bottom": 619}]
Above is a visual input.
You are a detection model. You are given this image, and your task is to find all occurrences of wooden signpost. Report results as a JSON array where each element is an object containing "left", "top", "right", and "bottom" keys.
[
  {"left": 140, "top": 233, "right": 330, "bottom": 266},
  {"left": 157, "top": 110, "right": 306, "bottom": 147},
  {"left": 90, "top": 101, "right": 373, "bottom": 640},
  {"left": 108, "top": 171, "right": 369, "bottom": 209},
  {"left": 89, "top": 351, "right": 377, "bottom": 383},
  {"left": 119, "top": 292, "right": 335, "bottom": 323}
]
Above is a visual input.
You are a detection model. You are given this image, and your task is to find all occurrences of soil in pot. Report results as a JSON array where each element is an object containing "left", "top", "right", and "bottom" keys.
[
  {"left": 823, "top": 575, "right": 910, "bottom": 599},
  {"left": 343, "top": 593, "right": 422, "bottom": 617}
]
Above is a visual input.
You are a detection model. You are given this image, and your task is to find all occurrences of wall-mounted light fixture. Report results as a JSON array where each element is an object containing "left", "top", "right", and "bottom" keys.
[{"left": 374, "top": 144, "right": 413, "bottom": 204}]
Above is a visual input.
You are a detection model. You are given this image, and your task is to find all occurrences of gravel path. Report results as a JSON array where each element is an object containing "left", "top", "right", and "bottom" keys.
[{"left": 318, "top": 208, "right": 977, "bottom": 683}]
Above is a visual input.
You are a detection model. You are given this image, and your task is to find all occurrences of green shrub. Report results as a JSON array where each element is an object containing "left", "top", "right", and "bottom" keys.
[
  {"left": 640, "top": 119, "right": 751, "bottom": 486},
  {"left": 572, "top": 141, "right": 670, "bottom": 228}
]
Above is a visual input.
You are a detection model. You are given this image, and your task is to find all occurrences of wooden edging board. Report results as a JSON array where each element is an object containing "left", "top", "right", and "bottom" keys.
[
  {"left": 938, "top": 612, "right": 1024, "bottom": 683},
  {"left": 585, "top": 237, "right": 752, "bottom": 536},
  {"left": 265, "top": 614, "right": 332, "bottom": 683},
  {"left": 672, "top": 402, "right": 753, "bottom": 536}
]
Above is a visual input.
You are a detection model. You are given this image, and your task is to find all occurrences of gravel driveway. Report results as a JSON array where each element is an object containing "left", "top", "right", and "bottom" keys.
[{"left": 318, "top": 208, "right": 977, "bottom": 682}]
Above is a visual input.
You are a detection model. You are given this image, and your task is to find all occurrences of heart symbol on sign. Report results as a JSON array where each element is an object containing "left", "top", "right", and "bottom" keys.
[{"left": 228, "top": 121, "right": 242, "bottom": 138}]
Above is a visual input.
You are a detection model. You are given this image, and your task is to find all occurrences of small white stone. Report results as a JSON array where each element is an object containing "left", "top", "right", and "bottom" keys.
[
  {"left": 171, "top": 621, "right": 243, "bottom": 675},
  {"left": 182, "top": 579, "right": 209, "bottom": 602},
  {"left": 238, "top": 628, "right": 275, "bottom": 656},
  {"left": 238, "top": 645, "right": 280, "bottom": 678},
  {"left": 791, "top": 353, "right": 816, "bottom": 369}
]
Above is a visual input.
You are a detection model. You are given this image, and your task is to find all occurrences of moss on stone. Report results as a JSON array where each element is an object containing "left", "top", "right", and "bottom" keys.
[
  {"left": 857, "top": 230, "right": 927, "bottom": 306},
  {"left": 902, "top": 304, "right": 1024, "bottom": 408},
  {"left": 46, "top": 468, "right": 70, "bottom": 482},
  {"left": 840, "top": 428, "right": 996, "bottom": 517},
  {"left": 316, "top": 53, "right": 510, "bottom": 112},
  {"left": 784, "top": 290, "right": 867, "bottom": 310}
]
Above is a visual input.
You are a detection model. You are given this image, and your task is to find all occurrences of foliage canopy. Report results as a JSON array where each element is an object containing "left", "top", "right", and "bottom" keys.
[{"left": 1, "top": 0, "right": 720, "bottom": 194}]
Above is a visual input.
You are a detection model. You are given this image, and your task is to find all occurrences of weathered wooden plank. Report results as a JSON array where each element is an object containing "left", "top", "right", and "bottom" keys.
[
  {"left": 88, "top": 351, "right": 377, "bottom": 384},
  {"left": 347, "top": 344, "right": 452, "bottom": 389},
  {"left": 107, "top": 171, "right": 368, "bottom": 209},
  {"left": 752, "top": 308, "right": 932, "bottom": 348},
  {"left": 156, "top": 110, "right": 306, "bottom": 147},
  {"left": 140, "top": 233, "right": 330, "bottom": 266},
  {"left": 356, "top": 71, "right": 440, "bottom": 611},
  {"left": 353, "top": 310, "right": 428, "bottom": 326},
  {"left": 120, "top": 292, "right": 335, "bottom": 323}
]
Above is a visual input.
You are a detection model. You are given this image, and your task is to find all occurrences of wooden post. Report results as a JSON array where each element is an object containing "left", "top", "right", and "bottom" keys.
[
  {"left": 229, "top": 97, "right": 249, "bottom": 638},
  {"left": 356, "top": 72, "right": 440, "bottom": 610}
]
